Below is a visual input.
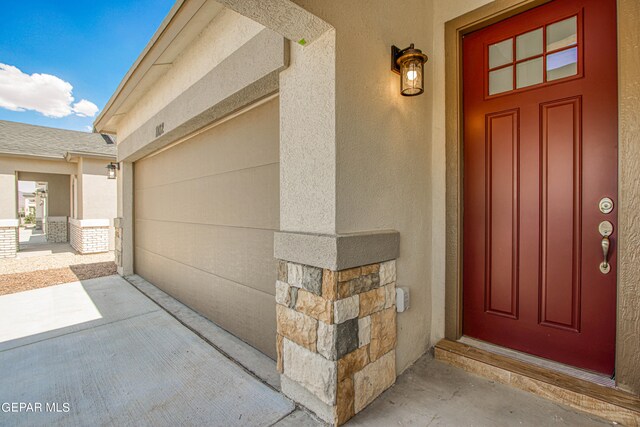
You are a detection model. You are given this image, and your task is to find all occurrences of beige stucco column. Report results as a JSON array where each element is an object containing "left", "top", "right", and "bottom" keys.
[
  {"left": 0, "top": 167, "right": 18, "bottom": 258},
  {"left": 115, "top": 161, "right": 134, "bottom": 276},
  {"left": 218, "top": 0, "right": 434, "bottom": 424}
]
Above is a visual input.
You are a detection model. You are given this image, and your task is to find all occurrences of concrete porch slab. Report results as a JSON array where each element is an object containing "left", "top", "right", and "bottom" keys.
[{"left": 348, "top": 355, "right": 610, "bottom": 426}]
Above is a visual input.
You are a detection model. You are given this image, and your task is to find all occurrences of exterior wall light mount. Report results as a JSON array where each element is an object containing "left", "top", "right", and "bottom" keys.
[
  {"left": 106, "top": 162, "right": 120, "bottom": 180},
  {"left": 391, "top": 44, "right": 428, "bottom": 96}
]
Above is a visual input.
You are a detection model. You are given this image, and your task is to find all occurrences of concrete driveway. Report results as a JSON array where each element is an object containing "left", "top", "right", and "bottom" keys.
[{"left": 0, "top": 275, "right": 295, "bottom": 426}]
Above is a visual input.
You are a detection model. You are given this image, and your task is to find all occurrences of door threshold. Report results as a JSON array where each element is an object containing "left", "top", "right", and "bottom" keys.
[
  {"left": 458, "top": 336, "right": 615, "bottom": 388},
  {"left": 435, "top": 339, "right": 640, "bottom": 425}
]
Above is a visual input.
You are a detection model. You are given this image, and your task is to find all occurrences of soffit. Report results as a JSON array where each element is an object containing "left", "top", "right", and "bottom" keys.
[{"left": 95, "top": 0, "right": 225, "bottom": 134}]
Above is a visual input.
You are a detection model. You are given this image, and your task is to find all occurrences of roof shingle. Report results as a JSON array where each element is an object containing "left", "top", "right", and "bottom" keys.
[{"left": 0, "top": 120, "right": 116, "bottom": 159}]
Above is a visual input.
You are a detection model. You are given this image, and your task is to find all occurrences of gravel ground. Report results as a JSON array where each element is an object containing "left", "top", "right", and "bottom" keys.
[
  {"left": 0, "top": 250, "right": 115, "bottom": 275},
  {"left": 0, "top": 262, "right": 117, "bottom": 296}
]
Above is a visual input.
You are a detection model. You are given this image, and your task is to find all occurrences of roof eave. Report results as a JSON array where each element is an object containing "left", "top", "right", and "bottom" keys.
[
  {"left": 65, "top": 151, "right": 117, "bottom": 162},
  {"left": 94, "top": 0, "right": 222, "bottom": 134}
]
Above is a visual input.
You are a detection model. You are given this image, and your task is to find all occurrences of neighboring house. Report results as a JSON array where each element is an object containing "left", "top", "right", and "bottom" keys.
[
  {"left": 94, "top": 0, "right": 640, "bottom": 425},
  {"left": 18, "top": 191, "right": 36, "bottom": 218},
  {"left": 0, "top": 120, "right": 117, "bottom": 257}
]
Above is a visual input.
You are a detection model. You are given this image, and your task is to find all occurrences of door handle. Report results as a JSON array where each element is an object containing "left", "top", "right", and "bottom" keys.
[
  {"left": 599, "top": 221, "right": 613, "bottom": 274},
  {"left": 600, "top": 236, "right": 610, "bottom": 274}
]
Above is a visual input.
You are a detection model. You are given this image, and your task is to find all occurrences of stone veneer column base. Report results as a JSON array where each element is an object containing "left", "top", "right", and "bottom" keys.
[
  {"left": 276, "top": 259, "right": 398, "bottom": 425},
  {"left": 0, "top": 220, "right": 19, "bottom": 259},
  {"left": 46, "top": 217, "right": 68, "bottom": 243},
  {"left": 69, "top": 218, "right": 110, "bottom": 254}
]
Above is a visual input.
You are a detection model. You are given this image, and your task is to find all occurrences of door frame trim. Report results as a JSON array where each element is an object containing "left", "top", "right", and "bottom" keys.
[{"left": 444, "top": 0, "right": 640, "bottom": 394}]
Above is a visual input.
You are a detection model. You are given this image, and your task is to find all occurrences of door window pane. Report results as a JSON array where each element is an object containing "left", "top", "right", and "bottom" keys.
[
  {"left": 516, "top": 28, "right": 543, "bottom": 60},
  {"left": 547, "top": 17, "right": 577, "bottom": 52},
  {"left": 547, "top": 47, "right": 578, "bottom": 81},
  {"left": 516, "top": 57, "right": 543, "bottom": 88},
  {"left": 489, "top": 66, "right": 513, "bottom": 95},
  {"left": 489, "top": 39, "right": 513, "bottom": 68}
]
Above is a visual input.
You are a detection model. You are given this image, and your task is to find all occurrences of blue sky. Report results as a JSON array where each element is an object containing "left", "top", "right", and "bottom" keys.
[{"left": 0, "top": 0, "right": 175, "bottom": 132}]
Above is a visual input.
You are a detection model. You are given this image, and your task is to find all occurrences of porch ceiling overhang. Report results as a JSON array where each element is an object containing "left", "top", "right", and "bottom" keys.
[
  {"left": 64, "top": 151, "right": 117, "bottom": 163},
  {"left": 93, "top": 0, "right": 225, "bottom": 134}
]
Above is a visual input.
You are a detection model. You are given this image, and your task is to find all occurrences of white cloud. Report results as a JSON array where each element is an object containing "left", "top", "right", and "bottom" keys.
[
  {"left": 0, "top": 63, "right": 99, "bottom": 118},
  {"left": 72, "top": 99, "right": 99, "bottom": 117}
]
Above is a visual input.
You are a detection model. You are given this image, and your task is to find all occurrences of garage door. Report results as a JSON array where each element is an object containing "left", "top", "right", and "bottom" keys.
[{"left": 133, "top": 97, "right": 279, "bottom": 358}]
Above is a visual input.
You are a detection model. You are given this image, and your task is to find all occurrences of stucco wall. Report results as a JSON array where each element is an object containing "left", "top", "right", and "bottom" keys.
[
  {"left": 0, "top": 172, "right": 15, "bottom": 219},
  {"left": 77, "top": 158, "right": 117, "bottom": 221},
  {"left": 285, "top": 0, "right": 434, "bottom": 373},
  {"left": 133, "top": 98, "right": 280, "bottom": 358},
  {"left": 17, "top": 172, "right": 70, "bottom": 217},
  {"left": 117, "top": 9, "right": 265, "bottom": 141}
]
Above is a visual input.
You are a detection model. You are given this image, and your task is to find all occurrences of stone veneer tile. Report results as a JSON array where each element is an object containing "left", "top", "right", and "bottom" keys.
[
  {"left": 278, "top": 260, "right": 288, "bottom": 282},
  {"left": 317, "top": 321, "right": 336, "bottom": 360},
  {"left": 337, "top": 267, "right": 361, "bottom": 282},
  {"left": 379, "top": 260, "right": 396, "bottom": 286},
  {"left": 283, "top": 338, "right": 337, "bottom": 405},
  {"left": 336, "top": 377, "right": 355, "bottom": 425},
  {"left": 336, "top": 319, "right": 359, "bottom": 359},
  {"left": 317, "top": 319, "right": 359, "bottom": 360},
  {"left": 275, "top": 280, "right": 291, "bottom": 306},
  {"left": 351, "top": 274, "right": 380, "bottom": 295},
  {"left": 277, "top": 334, "right": 284, "bottom": 373},
  {"left": 338, "top": 281, "right": 353, "bottom": 299},
  {"left": 321, "top": 269, "right": 338, "bottom": 301},
  {"left": 369, "top": 307, "right": 397, "bottom": 362},
  {"left": 337, "top": 345, "right": 369, "bottom": 381},
  {"left": 354, "top": 350, "right": 395, "bottom": 413},
  {"left": 383, "top": 282, "right": 396, "bottom": 309},
  {"left": 358, "top": 316, "right": 371, "bottom": 347},
  {"left": 359, "top": 287, "right": 386, "bottom": 317},
  {"left": 302, "top": 265, "right": 323, "bottom": 295},
  {"left": 295, "top": 289, "right": 333, "bottom": 323},
  {"left": 360, "top": 263, "right": 380, "bottom": 275},
  {"left": 287, "top": 263, "right": 304, "bottom": 287},
  {"left": 334, "top": 294, "right": 359, "bottom": 324},
  {"left": 289, "top": 287, "right": 298, "bottom": 309},
  {"left": 276, "top": 305, "right": 317, "bottom": 352}
]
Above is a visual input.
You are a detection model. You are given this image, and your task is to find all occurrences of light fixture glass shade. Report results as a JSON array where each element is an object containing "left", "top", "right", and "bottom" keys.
[
  {"left": 395, "top": 45, "right": 428, "bottom": 97},
  {"left": 106, "top": 164, "right": 117, "bottom": 179},
  {"left": 400, "top": 58, "right": 424, "bottom": 96}
]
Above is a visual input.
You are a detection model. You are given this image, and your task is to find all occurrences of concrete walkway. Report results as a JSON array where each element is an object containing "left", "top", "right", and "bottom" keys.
[{"left": 0, "top": 275, "right": 295, "bottom": 426}]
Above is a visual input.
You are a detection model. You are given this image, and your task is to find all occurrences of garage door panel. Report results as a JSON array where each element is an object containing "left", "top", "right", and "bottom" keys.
[
  {"left": 135, "top": 164, "right": 278, "bottom": 230},
  {"left": 135, "top": 248, "right": 276, "bottom": 358},
  {"left": 134, "top": 98, "right": 279, "bottom": 358},
  {"left": 134, "top": 219, "right": 276, "bottom": 295},
  {"left": 134, "top": 99, "right": 279, "bottom": 192}
]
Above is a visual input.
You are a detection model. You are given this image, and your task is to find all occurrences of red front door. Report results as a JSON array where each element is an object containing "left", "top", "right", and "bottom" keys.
[{"left": 462, "top": 0, "right": 617, "bottom": 374}]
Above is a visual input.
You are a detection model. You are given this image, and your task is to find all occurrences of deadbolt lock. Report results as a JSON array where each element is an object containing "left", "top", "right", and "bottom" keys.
[{"left": 599, "top": 197, "right": 614, "bottom": 214}]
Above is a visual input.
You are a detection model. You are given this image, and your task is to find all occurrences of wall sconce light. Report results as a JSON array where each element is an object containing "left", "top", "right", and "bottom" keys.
[
  {"left": 106, "top": 162, "right": 119, "bottom": 180},
  {"left": 391, "top": 44, "right": 428, "bottom": 96}
]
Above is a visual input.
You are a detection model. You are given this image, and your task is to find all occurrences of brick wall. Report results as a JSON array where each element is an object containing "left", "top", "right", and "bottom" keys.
[
  {"left": 69, "top": 222, "right": 110, "bottom": 254},
  {"left": 0, "top": 226, "right": 18, "bottom": 258}
]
